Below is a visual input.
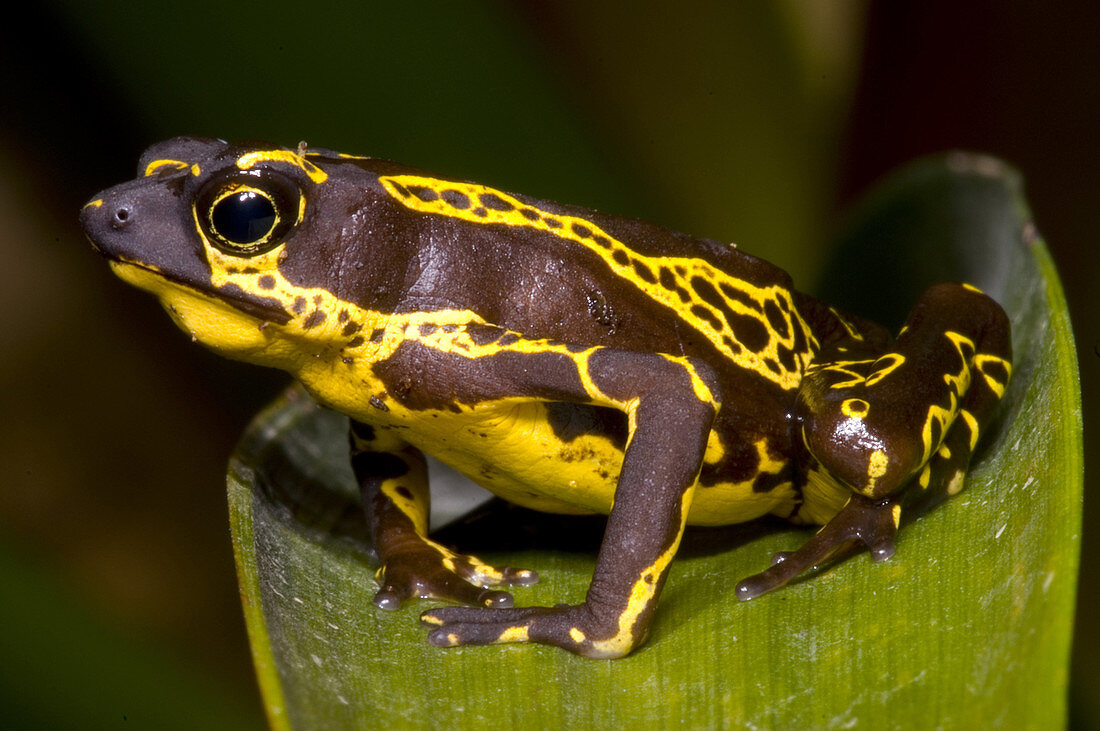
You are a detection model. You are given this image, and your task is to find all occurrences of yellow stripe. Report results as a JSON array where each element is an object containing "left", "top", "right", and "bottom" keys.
[
  {"left": 379, "top": 175, "right": 816, "bottom": 390},
  {"left": 589, "top": 485, "right": 695, "bottom": 657},
  {"left": 959, "top": 409, "right": 980, "bottom": 450},
  {"left": 236, "top": 149, "right": 328, "bottom": 184},
  {"left": 143, "top": 158, "right": 189, "bottom": 177}
]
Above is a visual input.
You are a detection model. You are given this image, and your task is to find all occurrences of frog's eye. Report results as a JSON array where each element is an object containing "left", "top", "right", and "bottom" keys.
[
  {"left": 212, "top": 189, "right": 276, "bottom": 244},
  {"left": 196, "top": 173, "right": 301, "bottom": 256}
]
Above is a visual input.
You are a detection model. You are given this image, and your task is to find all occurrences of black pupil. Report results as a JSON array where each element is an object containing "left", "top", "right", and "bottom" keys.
[{"left": 213, "top": 190, "right": 276, "bottom": 244}]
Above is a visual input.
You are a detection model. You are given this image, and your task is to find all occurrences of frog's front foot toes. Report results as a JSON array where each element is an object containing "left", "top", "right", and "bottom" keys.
[
  {"left": 421, "top": 605, "right": 553, "bottom": 646},
  {"left": 445, "top": 548, "right": 538, "bottom": 589},
  {"left": 372, "top": 572, "right": 514, "bottom": 611},
  {"left": 420, "top": 604, "right": 630, "bottom": 658},
  {"left": 374, "top": 549, "right": 537, "bottom": 610}
]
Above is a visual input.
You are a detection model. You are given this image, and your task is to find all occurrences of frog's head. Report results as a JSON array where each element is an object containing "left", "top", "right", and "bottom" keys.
[{"left": 81, "top": 137, "right": 412, "bottom": 369}]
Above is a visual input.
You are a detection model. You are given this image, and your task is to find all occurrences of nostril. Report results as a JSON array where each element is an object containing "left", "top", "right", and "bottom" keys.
[{"left": 112, "top": 206, "right": 132, "bottom": 229}]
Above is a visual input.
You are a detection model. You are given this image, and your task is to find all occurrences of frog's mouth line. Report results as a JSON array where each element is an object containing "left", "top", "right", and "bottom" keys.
[{"left": 107, "top": 258, "right": 292, "bottom": 325}]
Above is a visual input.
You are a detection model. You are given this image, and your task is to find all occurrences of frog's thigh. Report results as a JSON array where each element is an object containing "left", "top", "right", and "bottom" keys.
[
  {"left": 805, "top": 282, "right": 1011, "bottom": 502},
  {"left": 740, "top": 283, "right": 1011, "bottom": 600},
  {"left": 349, "top": 420, "right": 533, "bottom": 610},
  {"left": 890, "top": 284, "right": 1012, "bottom": 510}
]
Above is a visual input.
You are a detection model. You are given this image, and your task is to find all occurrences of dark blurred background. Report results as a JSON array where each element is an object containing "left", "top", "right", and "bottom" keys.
[{"left": 0, "top": 2, "right": 1094, "bottom": 728}]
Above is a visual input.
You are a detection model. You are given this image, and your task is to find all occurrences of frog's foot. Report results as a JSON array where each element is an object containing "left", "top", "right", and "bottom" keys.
[
  {"left": 735, "top": 496, "right": 899, "bottom": 601},
  {"left": 421, "top": 603, "right": 634, "bottom": 659},
  {"left": 374, "top": 542, "right": 538, "bottom": 611}
]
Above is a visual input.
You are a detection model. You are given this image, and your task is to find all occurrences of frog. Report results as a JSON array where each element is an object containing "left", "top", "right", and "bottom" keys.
[{"left": 80, "top": 137, "right": 1012, "bottom": 659}]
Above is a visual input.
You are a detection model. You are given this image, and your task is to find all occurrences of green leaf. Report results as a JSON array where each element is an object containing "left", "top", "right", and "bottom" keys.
[{"left": 227, "top": 154, "right": 1081, "bottom": 728}]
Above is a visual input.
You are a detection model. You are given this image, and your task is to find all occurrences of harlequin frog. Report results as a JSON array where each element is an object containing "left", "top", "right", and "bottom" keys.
[{"left": 81, "top": 138, "right": 1011, "bottom": 658}]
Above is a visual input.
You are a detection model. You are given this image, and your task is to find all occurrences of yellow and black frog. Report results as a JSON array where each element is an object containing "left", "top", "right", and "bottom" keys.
[{"left": 81, "top": 137, "right": 1011, "bottom": 658}]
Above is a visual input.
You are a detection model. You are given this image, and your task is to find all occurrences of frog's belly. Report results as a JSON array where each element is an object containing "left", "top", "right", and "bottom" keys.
[
  {"left": 414, "top": 402, "right": 621, "bottom": 516},
  {"left": 408, "top": 402, "right": 795, "bottom": 526}
]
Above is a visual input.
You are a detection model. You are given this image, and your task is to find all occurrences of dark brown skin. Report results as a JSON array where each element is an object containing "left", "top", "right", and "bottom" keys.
[{"left": 81, "top": 138, "right": 1012, "bottom": 657}]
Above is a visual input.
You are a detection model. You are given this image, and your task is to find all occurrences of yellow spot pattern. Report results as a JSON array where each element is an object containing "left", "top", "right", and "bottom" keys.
[
  {"left": 380, "top": 481, "right": 427, "bottom": 534},
  {"left": 143, "top": 200, "right": 733, "bottom": 528},
  {"left": 691, "top": 437, "right": 797, "bottom": 526},
  {"left": 918, "top": 464, "right": 932, "bottom": 489},
  {"left": 857, "top": 448, "right": 891, "bottom": 497},
  {"left": 868, "top": 449, "right": 889, "bottom": 481},
  {"left": 946, "top": 470, "right": 966, "bottom": 496},
  {"left": 496, "top": 626, "right": 529, "bottom": 643},
  {"left": 841, "top": 398, "right": 870, "bottom": 418},
  {"left": 974, "top": 353, "right": 1011, "bottom": 398},
  {"left": 958, "top": 409, "right": 980, "bottom": 450},
  {"left": 916, "top": 332, "right": 1009, "bottom": 467}
]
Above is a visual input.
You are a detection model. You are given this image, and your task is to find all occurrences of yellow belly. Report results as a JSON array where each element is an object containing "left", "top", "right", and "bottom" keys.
[
  {"left": 396, "top": 401, "right": 798, "bottom": 526},
  {"left": 297, "top": 357, "right": 799, "bottom": 527}
]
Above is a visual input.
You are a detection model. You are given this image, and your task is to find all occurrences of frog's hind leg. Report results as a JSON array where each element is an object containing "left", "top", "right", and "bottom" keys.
[
  {"left": 737, "top": 282, "right": 1011, "bottom": 600},
  {"left": 350, "top": 420, "right": 537, "bottom": 610}
]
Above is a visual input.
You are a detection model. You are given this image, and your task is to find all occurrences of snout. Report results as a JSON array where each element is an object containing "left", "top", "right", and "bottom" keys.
[
  {"left": 80, "top": 178, "right": 155, "bottom": 262},
  {"left": 79, "top": 173, "right": 217, "bottom": 292},
  {"left": 81, "top": 193, "right": 134, "bottom": 258}
]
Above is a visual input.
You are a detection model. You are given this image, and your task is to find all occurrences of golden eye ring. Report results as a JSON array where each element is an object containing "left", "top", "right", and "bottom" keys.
[{"left": 196, "top": 172, "right": 301, "bottom": 256}]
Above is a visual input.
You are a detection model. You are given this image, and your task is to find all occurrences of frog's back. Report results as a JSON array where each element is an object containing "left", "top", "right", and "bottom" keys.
[{"left": 306, "top": 151, "right": 810, "bottom": 385}]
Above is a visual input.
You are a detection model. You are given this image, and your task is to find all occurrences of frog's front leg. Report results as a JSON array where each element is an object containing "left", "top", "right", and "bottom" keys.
[
  {"left": 408, "top": 338, "right": 719, "bottom": 658},
  {"left": 351, "top": 421, "right": 537, "bottom": 610},
  {"left": 738, "top": 283, "right": 1012, "bottom": 599}
]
